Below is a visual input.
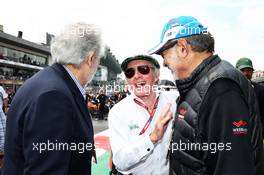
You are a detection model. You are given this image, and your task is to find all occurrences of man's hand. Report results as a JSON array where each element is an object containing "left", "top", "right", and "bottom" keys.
[{"left": 150, "top": 103, "right": 173, "bottom": 144}]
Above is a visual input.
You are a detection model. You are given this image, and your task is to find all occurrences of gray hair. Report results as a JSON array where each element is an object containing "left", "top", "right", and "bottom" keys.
[
  {"left": 51, "top": 22, "right": 104, "bottom": 67},
  {"left": 185, "top": 33, "right": 214, "bottom": 53}
]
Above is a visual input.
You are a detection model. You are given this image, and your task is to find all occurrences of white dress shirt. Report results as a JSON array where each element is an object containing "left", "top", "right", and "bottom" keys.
[{"left": 108, "top": 91, "right": 178, "bottom": 175}]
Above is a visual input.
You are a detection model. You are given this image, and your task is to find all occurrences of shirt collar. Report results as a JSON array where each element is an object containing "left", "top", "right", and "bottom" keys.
[
  {"left": 129, "top": 91, "right": 160, "bottom": 105},
  {"left": 175, "top": 54, "right": 221, "bottom": 96},
  {"left": 63, "top": 65, "right": 86, "bottom": 100}
]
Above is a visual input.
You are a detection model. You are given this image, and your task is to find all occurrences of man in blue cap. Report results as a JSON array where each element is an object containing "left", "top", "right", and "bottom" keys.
[{"left": 149, "top": 16, "right": 263, "bottom": 175}]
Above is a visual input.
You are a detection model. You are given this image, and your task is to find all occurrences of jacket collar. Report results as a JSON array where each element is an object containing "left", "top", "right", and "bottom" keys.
[
  {"left": 51, "top": 63, "right": 93, "bottom": 131},
  {"left": 176, "top": 55, "right": 221, "bottom": 96}
]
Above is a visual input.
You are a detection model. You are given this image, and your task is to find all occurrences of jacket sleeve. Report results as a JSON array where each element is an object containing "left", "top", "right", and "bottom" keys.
[
  {"left": 23, "top": 90, "right": 74, "bottom": 175},
  {"left": 200, "top": 79, "right": 260, "bottom": 175}
]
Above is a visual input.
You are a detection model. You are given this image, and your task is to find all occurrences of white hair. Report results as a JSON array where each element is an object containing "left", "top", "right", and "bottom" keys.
[{"left": 51, "top": 22, "right": 104, "bottom": 67}]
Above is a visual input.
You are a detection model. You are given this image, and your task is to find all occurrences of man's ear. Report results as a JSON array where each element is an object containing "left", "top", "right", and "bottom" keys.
[
  {"left": 85, "top": 50, "right": 97, "bottom": 67},
  {"left": 176, "top": 38, "right": 189, "bottom": 58}
]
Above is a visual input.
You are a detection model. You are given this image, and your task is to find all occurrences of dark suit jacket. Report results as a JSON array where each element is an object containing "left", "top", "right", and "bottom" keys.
[{"left": 3, "top": 63, "right": 94, "bottom": 175}]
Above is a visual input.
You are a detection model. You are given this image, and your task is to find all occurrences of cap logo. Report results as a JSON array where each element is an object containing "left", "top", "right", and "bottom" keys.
[
  {"left": 169, "top": 19, "right": 179, "bottom": 25},
  {"left": 163, "top": 26, "right": 184, "bottom": 41}
]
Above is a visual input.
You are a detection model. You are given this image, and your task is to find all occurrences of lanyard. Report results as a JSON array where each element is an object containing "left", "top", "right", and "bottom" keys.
[{"left": 134, "top": 96, "right": 160, "bottom": 135}]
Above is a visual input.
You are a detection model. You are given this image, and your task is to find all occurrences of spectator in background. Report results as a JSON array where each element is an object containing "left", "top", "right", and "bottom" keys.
[
  {"left": 3, "top": 22, "right": 104, "bottom": 175},
  {"left": 236, "top": 57, "right": 264, "bottom": 138},
  {"left": 110, "top": 92, "right": 118, "bottom": 103},
  {"left": 118, "top": 91, "right": 127, "bottom": 101},
  {"left": 0, "top": 85, "right": 7, "bottom": 171},
  {"left": 97, "top": 90, "right": 108, "bottom": 120},
  {"left": 0, "top": 54, "right": 4, "bottom": 60},
  {"left": 6, "top": 89, "right": 15, "bottom": 108}
]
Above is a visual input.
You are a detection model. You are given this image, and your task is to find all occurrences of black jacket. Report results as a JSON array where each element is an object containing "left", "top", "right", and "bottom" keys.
[
  {"left": 3, "top": 63, "right": 94, "bottom": 175},
  {"left": 252, "top": 81, "right": 264, "bottom": 137},
  {"left": 169, "top": 55, "right": 263, "bottom": 175}
]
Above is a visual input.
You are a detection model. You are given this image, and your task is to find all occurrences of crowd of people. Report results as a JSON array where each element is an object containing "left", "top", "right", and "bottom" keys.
[
  {"left": 0, "top": 53, "right": 47, "bottom": 67},
  {"left": 86, "top": 91, "right": 128, "bottom": 120},
  {"left": 0, "top": 15, "right": 264, "bottom": 175},
  {"left": 0, "top": 53, "right": 41, "bottom": 81},
  {"left": 0, "top": 68, "right": 36, "bottom": 81}
]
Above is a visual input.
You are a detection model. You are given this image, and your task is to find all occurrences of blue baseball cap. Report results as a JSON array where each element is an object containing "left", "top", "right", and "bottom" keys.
[{"left": 148, "top": 16, "right": 207, "bottom": 55}]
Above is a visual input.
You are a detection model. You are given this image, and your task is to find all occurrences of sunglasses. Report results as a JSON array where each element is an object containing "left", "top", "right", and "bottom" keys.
[
  {"left": 157, "top": 39, "right": 178, "bottom": 55},
  {"left": 125, "top": 65, "right": 154, "bottom": 79}
]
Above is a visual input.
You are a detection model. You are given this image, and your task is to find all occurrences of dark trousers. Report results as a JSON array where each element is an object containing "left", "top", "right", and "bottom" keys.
[{"left": 99, "top": 104, "right": 105, "bottom": 119}]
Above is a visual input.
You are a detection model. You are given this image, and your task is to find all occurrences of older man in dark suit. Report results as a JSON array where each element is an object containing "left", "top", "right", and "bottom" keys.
[{"left": 3, "top": 23, "right": 104, "bottom": 175}]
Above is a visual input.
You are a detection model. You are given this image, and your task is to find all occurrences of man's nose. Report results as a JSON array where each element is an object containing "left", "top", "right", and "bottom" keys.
[
  {"left": 243, "top": 72, "right": 249, "bottom": 76},
  {"left": 133, "top": 70, "right": 142, "bottom": 79}
]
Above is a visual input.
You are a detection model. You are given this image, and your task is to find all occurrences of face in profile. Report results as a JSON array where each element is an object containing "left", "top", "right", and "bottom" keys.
[
  {"left": 161, "top": 46, "right": 181, "bottom": 80},
  {"left": 85, "top": 54, "right": 100, "bottom": 86}
]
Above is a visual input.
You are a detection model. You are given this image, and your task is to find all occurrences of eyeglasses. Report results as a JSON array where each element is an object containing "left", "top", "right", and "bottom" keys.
[
  {"left": 125, "top": 65, "right": 154, "bottom": 79},
  {"left": 157, "top": 39, "right": 178, "bottom": 55}
]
